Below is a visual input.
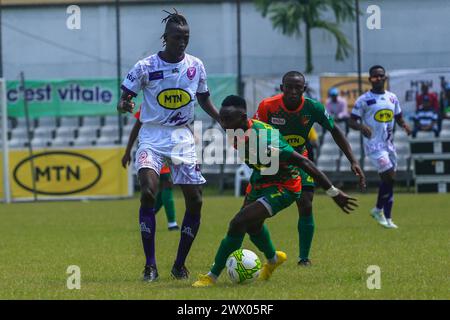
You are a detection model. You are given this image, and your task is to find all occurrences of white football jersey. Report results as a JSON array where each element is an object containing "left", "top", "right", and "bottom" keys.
[
  {"left": 352, "top": 90, "right": 401, "bottom": 154},
  {"left": 121, "top": 53, "right": 208, "bottom": 126}
]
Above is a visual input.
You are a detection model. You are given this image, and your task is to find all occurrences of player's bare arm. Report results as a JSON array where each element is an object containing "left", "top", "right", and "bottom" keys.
[
  {"left": 122, "top": 120, "right": 142, "bottom": 168},
  {"left": 196, "top": 93, "right": 221, "bottom": 123},
  {"left": 117, "top": 91, "right": 135, "bottom": 114},
  {"left": 329, "top": 125, "right": 366, "bottom": 189},
  {"left": 287, "top": 151, "right": 358, "bottom": 214},
  {"left": 395, "top": 114, "right": 412, "bottom": 135},
  {"left": 348, "top": 115, "right": 372, "bottom": 138}
]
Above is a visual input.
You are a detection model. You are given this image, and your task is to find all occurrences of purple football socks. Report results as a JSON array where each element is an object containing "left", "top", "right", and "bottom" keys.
[
  {"left": 174, "top": 212, "right": 201, "bottom": 268},
  {"left": 139, "top": 206, "right": 156, "bottom": 267}
]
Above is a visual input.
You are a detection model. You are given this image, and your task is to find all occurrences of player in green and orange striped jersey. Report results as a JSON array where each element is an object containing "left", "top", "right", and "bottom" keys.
[
  {"left": 254, "top": 71, "right": 365, "bottom": 266},
  {"left": 193, "top": 95, "right": 357, "bottom": 287}
]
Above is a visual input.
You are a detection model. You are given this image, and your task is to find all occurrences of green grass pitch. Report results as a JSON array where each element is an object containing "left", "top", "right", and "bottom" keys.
[{"left": 0, "top": 193, "right": 448, "bottom": 299}]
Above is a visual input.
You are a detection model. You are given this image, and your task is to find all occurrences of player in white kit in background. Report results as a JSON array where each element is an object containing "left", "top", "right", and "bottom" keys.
[
  {"left": 349, "top": 65, "right": 411, "bottom": 229},
  {"left": 117, "top": 10, "right": 220, "bottom": 282}
]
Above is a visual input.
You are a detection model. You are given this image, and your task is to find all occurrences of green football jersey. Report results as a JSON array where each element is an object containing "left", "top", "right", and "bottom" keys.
[
  {"left": 236, "top": 119, "right": 301, "bottom": 193},
  {"left": 255, "top": 94, "right": 334, "bottom": 153}
]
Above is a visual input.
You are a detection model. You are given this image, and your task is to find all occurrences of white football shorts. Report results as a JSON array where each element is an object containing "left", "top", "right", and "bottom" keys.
[
  {"left": 135, "top": 123, "right": 205, "bottom": 185},
  {"left": 367, "top": 149, "right": 397, "bottom": 173}
]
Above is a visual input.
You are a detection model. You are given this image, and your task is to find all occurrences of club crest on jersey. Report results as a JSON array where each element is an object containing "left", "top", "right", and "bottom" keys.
[
  {"left": 301, "top": 115, "right": 311, "bottom": 126},
  {"left": 187, "top": 67, "right": 196, "bottom": 80},
  {"left": 157, "top": 88, "right": 192, "bottom": 110},
  {"left": 271, "top": 117, "right": 286, "bottom": 125},
  {"left": 284, "top": 135, "right": 305, "bottom": 147},
  {"left": 374, "top": 109, "right": 394, "bottom": 122}
]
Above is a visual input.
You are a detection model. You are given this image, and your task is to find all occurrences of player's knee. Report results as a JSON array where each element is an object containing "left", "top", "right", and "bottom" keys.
[
  {"left": 299, "top": 205, "right": 313, "bottom": 217},
  {"left": 246, "top": 224, "right": 263, "bottom": 235},
  {"left": 186, "top": 193, "right": 203, "bottom": 210},
  {"left": 229, "top": 214, "right": 246, "bottom": 234},
  {"left": 298, "top": 197, "right": 313, "bottom": 216},
  {"left": 382, "top": 173, "right": 395, "bottom": 185},
  {"left": 161, "top": 180, "right": 172, "bottom": 190},
  {"left": 140, "top": 186, "right": 156, "bottom": 205}
]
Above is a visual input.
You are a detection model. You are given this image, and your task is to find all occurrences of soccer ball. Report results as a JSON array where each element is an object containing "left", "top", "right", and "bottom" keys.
[{"left": 226, "top": 249, "right": 262, "bottom": 284}]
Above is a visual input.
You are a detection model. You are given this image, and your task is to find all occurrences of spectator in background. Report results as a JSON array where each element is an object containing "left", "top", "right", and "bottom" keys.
[
  {"left": 325, "top": 87, "right": 349, "bottom": 133},
  {"left": 416, "top": 83, "right": 439, "bottom": 112},
  {"left": 412, "top": 96, "right": 440, "bottom": 138},
  {"left": 416, "top": 83, "right": 441, "bottom": 131}
]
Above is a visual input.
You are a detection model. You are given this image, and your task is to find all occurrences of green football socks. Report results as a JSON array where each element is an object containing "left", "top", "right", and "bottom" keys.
[
  {"left": 210, "top": 233, "right": 245, "bottom": 277},
  {"left": 298, "top": 214, "right": 315, "bottom": 260},
  {"left": 154, "top": 191, "right": 163, "bottom": 214},
  {"left": 249, "top": 224, "right": 276, "bottom": 261},
  {"left": 154, "top": 188, "right": 177, "bottom": 225}
]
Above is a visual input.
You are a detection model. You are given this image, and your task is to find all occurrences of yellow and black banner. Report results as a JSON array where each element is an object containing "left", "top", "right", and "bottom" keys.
[
  {"left": 320, "top": 75, "right": 379, "bottom": 110},
  {"left": 0, "top": 147, "right": 131, "bottom": 200}
]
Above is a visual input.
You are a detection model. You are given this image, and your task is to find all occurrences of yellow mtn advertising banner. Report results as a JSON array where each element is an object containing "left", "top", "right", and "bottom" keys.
[
  {"left": 320, "top": 75, "right": 384, "bottom": 110},
  {"left": 0, "top": 147, "right": 131, "bottom": 200}
]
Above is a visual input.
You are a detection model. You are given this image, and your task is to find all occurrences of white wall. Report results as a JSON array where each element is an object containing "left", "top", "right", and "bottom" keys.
[{"left": 3, "top": 0, "right": 450, "bottom": 80}]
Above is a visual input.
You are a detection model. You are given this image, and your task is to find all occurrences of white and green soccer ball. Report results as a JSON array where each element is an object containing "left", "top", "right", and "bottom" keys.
[{"left": 226, "top": 249, "right": 262, "bottom": 284}]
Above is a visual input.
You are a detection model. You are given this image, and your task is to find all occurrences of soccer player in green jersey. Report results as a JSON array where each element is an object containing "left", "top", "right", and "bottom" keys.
[
  {"left": 192, "top": 95, "right": 357, "bottom": 287},
  {"left": 254, "top": 71, "right": 366, "bottom": 266}
]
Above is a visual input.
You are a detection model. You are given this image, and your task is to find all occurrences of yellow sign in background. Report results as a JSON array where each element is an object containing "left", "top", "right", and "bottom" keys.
[
  {"left": 0, "top": 147, "right": 130, "bottom": 200},
  {"left": 320, "top": 75, "right": 383, "bottom": 110}
]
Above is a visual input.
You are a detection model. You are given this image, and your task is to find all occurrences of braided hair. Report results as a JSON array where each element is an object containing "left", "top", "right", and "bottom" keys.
[{"left": 161, "top": 9, "right": 188, "bottom": 46}]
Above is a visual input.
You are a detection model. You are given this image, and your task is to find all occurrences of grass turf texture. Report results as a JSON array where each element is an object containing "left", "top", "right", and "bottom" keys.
[{"left": 0, "top": 193, "right": 448, "bottom": 299}]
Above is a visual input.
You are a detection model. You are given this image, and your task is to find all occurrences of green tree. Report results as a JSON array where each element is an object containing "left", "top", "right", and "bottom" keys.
[{"left": 254, "top": 0, "right": 356, "bottom": 73}]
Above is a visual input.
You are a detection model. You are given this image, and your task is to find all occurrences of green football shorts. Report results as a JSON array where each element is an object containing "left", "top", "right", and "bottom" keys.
[
  {"left": 247, "top": 185, "right": 301, "bottom": 216},
  {"left": 299, "top": 168, "right": 315, "bottom": 191},
  {"left": 160, "top": 172, "right": 171, "bottom": 182}
]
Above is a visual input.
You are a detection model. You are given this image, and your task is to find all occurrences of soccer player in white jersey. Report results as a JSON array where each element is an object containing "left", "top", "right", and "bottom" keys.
[
  {"left": 349, "top": 65, "right": 411, "bottom": 229},
  {"left": 117, "top": 10, "right": 220, "bottom": 282}
]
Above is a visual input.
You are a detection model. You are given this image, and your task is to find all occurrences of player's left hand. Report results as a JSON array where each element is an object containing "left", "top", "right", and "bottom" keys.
[
  {"left": 332, "top": 190, "right": 358, "bottom": 214},
  {"left": 351, "top": 162, "right": 366, "bottom": 191}
]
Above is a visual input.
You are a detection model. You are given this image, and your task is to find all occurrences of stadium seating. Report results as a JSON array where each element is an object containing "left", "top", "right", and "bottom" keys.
[
  {"left": 81, "top": 115, "right": 102, "bottom": 128},
  {"left": 8, "top": 138, "right": 26, "bottom": 148},
  {"left": 5, "top": 116, "right": 131, "bottom": 149},
  {"left": 54, "top": 127, "right": 76, "bottom": 140},
  {"left": 51, "top": 137, "right": 73, "bottom": 147},
  {"left": 439, "top": 129, "right": 450, "bottom": 138},
  {"left": 317, "top": 155, "right": 339, "bottom": 171},
  {"left": 414, "top": 131, "right": 436, "bottom": 139},
  {"left": 315, "top": 126, "right": 414, "bottom": 187},
  {"left": 36, "top": 116, "right": 57, "bottom": 129},
  {"left": 75, "top": 127, "right": 98, "bottom": 146},
  {"left": 10, "top": 127, "right": 31, "bottom": 141},
  {"left": 30, "top": 138, "right": 50, "bottom": 148}
]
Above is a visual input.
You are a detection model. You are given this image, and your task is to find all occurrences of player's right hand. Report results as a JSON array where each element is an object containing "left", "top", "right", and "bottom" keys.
[
  {"left": 118, "top": 95, "right": 135, "bottom": 114},
  {"left": 332, "top": 190, "right": 358, "bottom": 214},
  {"left": 361, "top": 125, "right": 372, "bottom": 138},
  {"left": 121, "top": 153, "right": 131, "bottom": 168}
]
